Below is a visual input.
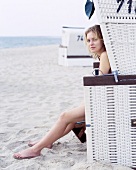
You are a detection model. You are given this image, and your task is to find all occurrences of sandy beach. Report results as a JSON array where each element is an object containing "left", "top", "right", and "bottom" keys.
[{"left": 0, "top": 45, "right": 132, "bottom": 170}]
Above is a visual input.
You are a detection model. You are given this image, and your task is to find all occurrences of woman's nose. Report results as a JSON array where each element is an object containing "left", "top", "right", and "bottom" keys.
[{"left": 89, "top": 40, "right": 93, "bottom": 45}]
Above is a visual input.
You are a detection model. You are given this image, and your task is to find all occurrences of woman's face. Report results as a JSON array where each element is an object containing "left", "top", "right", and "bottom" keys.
[{"left": 86, "top": 31, "right": 104, "bottom": 55}]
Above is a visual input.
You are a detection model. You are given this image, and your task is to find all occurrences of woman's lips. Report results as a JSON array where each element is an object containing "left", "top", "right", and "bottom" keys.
[{"left": 90, "top": 47, "right": 95, "bottom": 50}]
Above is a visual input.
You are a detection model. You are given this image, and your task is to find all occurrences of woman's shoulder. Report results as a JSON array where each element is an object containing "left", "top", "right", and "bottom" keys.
[
  {"left": 99, "top": 51, "right": 111, "bottom": 74},
  {"left": 99, "top": 51, "right": 109, "bottom": 61},
  {"left": 100, "top": 51, "right": 108, "bottom": 57}
]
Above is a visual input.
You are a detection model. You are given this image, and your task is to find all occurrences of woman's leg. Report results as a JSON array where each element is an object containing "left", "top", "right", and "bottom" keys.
[
  {"left": 13, "top": 104, "right": 85, "bottom": 159},
  {"left": 28, "top": 122, "right": 76, "bottom": 147}
]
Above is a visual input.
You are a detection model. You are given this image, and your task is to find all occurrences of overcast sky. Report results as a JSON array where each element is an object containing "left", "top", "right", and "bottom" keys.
[{"left": 0, "top": 0, "right": 98, "bottom": 36}]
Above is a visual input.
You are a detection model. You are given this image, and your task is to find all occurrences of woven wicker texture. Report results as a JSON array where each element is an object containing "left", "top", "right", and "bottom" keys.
[
  {"left": 93, "top": 0, "right": 136, "bottom": 75},
  {"left": 94, "top": 0, "right": 136, "bottom": 23},
  {"left": 84, "top": 84, "right": 136, "bottom": 168}
]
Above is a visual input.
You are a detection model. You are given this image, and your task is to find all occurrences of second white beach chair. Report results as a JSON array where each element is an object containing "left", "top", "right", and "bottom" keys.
[{"left": 58, "top": 26, "right": 94, "bottom": 67}]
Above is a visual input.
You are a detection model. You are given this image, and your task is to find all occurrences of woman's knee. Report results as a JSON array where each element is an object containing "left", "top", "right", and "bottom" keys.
[{"left": 59, "top": 111, "right": 70, "bottom": 123}]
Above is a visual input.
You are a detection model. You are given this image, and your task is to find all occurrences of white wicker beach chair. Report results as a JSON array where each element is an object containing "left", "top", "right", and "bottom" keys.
[
  {"left": 84, "top": 0, "right": 136, "bottom": 169},
  {"left": 93, "top": 0, "right": 136, "bottom": 75},
  {"left": 84, "top": 75, "right": 136, "bottom": 169}
]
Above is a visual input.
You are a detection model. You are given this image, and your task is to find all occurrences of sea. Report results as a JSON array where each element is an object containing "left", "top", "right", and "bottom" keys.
[{"left": 0, "top": 36, "right": 61, "bottom": 49}]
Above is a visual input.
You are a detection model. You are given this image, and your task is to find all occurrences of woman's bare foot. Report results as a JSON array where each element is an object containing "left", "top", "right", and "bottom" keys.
[
  {"left": 13, "top": 147, "right": 41, "bottom": 160},
  {"left": 28, "top": 141, "right": 52, "bottom": 149}
]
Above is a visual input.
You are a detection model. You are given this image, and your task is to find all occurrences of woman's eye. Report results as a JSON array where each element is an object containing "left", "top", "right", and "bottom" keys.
[
  {"left": 87, "top": 39, "right": 90, "bottom": 43},
  {"left": 87, "top": 38, "right": 98, "bottom": 43},
  {"left": 93, "top": 38, "right": 98, "bottom": 41}
]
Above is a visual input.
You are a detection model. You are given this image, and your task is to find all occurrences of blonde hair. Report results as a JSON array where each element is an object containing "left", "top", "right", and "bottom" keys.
[{"left": 85, "top": 25, "right": 105, "bottom": 59}]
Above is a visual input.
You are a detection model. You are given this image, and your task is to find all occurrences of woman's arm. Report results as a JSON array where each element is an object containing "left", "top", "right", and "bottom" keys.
[{"left": 99, "top": 51, "right": 111, "bottom": 75}]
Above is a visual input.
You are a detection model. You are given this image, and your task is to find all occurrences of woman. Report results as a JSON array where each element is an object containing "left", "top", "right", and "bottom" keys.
[{"left": 13, "top": 25, "right": 111, "bottom": 159}]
